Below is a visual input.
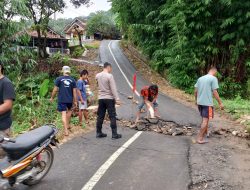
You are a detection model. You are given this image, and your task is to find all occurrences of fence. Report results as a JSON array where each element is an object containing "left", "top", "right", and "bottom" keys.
[{"left": 48, "top": 48, "right": 70, "bottom": 55}]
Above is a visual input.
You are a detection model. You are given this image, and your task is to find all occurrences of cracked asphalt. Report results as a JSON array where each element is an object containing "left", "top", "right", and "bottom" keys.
[{"left": 16, "top": 40, "right": 204, "bottom": 190}]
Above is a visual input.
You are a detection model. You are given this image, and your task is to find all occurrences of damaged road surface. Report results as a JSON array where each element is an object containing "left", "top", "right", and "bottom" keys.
[
  {"left": 120, "top": 118, "right": 250, "bottom": 190},
  {"left": 17, "top": 40, "right": 250, "bottom": 190},
  {"left": 99, "top": 40, "right": 250, "bottom": 190},
  {"left": 125, "top": 118, "right": 196, "bottom": 136},
  {"left": 93, "top": 128, "right": 191, "bottom": 190}
]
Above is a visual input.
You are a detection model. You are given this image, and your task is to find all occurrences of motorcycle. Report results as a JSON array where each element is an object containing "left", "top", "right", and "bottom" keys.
[{"left": 0, "top": 124, "right": 58, "bottom": 189}]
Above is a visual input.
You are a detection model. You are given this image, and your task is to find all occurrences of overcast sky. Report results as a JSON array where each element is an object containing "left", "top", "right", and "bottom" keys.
[{"left": 57, "top": 0, "right": 111, "bottom": 19}]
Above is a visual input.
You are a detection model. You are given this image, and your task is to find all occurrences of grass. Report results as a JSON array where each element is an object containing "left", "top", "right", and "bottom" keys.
[
  {"left": 85, "top": 44, "right": 99, "bottom": 49},
  {"left": 213, "top": 95, "right": 250, "bottom": 127},
  {"left": 222, "top": 96, "right": 250, "bottom": 121},
  {"left": 84, "top": 40, "right": 101, "bottom": 49}
]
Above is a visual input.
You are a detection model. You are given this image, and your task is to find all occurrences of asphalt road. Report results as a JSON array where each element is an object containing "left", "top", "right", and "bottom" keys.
[{"left": 16, "top": 40, "right": 201, "bottom": 190}]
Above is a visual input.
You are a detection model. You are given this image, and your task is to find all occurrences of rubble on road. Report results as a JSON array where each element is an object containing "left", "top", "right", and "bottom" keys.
[
  {"left": 121, "top": 118, "right": 197, "bottom": 137},
  {"left": 212, "top": 127, "right": 250, "bottom": 139},
  {"left": 120, "top": 118, "right": 250, "bottom": 139}
]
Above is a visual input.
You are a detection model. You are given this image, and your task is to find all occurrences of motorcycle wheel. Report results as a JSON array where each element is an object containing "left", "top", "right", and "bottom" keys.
[{"left": 23, "top": 146, "right": 54, "bottom": 186}]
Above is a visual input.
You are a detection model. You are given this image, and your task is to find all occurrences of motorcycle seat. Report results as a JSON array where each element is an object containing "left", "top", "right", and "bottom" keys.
[{"left": 2, "top": 126, "right": 54, "bottom": 158}]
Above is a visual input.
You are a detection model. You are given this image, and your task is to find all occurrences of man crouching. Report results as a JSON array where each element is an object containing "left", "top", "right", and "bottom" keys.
[{"left": 135, "top": 85, "right": 160, "bottom": 123}]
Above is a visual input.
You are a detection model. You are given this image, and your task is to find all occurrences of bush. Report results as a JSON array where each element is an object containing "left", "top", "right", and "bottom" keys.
[
  {"left": 48, "top": 52, "right": 70, "bottom": 76},
  {"left": 112, "top": 0, "right": 250, "bottom": 98},
  {"left": 71, "top": 46, "right": 85, "bottom": 58},
  {"left": 12, "top": 98, "right": 58, "bottom": 134},
  {"left": 69, "top": 45, "right": 80, "bottom": 52},
  {"left": 247, "top": 79, "right": 250, "bottom": 99}
]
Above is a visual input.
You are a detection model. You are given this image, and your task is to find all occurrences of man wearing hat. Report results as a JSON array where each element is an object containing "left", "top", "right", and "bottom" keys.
[{"left": 50, "top": 66, "right": 77, "bottom": 136}]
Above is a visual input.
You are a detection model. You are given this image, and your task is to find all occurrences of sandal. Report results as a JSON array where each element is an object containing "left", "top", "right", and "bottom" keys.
[{"left": 197, "top": 140, "right": 209, "bottom": 144}]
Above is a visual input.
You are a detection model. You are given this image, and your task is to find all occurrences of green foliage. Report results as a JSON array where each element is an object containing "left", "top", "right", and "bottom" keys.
[
  {"left": 71, "top": 46, "right": 84, "bottom": 58},
  {"left": 25, "top": 0, "right": 66, "bottom": 58},
  {"left": 247, "top": 79, "right": 250, "bottom": 97},
  {"left": 246, "top": 125, "right": 250, "bottom": 134},
  {"left": 10, "top": 70, "right": 56, "bottom": 134},
  {"left": 48, "top": 52, "right": 70, "bottom": 65},
  {"left": 49, "top": 18, "right": 73, "bottom": 34},
  {"left": 217, "top": 96, "right": 250, "bottom": 124},
  {"left": 112, "top": 0, "right": 250, "bottom": 98},
  {"left": 87, "top": 11, "right": 120, "bottom": 39},
  {"left": 84, "top": 44, "right": 99, "bottom": 49},
  {"left": 70, "top": 0, "right": 90, "bottom": 8},
  {"left": 47, "top": 52, "right": 70, "bottom": 76},
  {"left": 10, "top": 62, "right": 86, "bottom": 135},
  {"left": 12, "top": 97, "right": 58, "bottom": 134},
  {"left": 0, "top": 0, "right": 35, "bottom": 71},
  {"left": 13, "top": 73, "right": 51, "bottom": 98},
  {"left": 39, "top": 79, "right": 50, "bottom": 97}
]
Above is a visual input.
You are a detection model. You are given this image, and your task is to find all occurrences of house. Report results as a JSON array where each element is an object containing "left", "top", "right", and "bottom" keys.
[
  {"left": 25, "top": 27, "right": 69, "bottom": 55},
  {"left": 63, "top": 18, "right": 92, "bottom": 46}
]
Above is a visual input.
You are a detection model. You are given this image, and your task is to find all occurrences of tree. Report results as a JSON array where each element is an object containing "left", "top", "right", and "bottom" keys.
[
  {"left": 74, "top": 24, "right": 84, "bottom": 47},
  {"left": 70, "top": 0, "right": 91, "bottom": 8},
  {"left": 0, "top": 0, "right": 31, "bottom": 68},
  {"left": 25, "top": 0, "right": 66, "bottom": 58},
  {"left": 87, "top": 11, "right": 120, "bottom": 39},
  {"left": 111, "top": 0, "right": 250, "bottom": 98},
  {"left": 26, "top": 0, "right": 90, "bottom": 58},
  {"left": 49, "top": 18, "right": 73, "bottom": 34}
]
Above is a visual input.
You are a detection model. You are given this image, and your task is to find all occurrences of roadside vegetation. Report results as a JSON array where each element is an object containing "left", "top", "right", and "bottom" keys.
[
  {"left": 112, "top": 0, "right": 250, "bottom": 126},
  {"left": 121, "top": 40, "right": 250, "bottom": 128},
  {"left": 0, "top": 0, "right": 101, "bottom": 136},
  {"left": 86, "top": 10, "right": 120, "bottom": 39},
  {"left": 8, "top": 52, "right": 101, "bottom": 136}
]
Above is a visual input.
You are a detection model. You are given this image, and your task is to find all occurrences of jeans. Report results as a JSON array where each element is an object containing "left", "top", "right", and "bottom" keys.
[
  {"left": 138, "top": 97, "right": 158, "bottom": 111},
  {"left": 96, "top": 99, "right": 118, "bottom": 135}
]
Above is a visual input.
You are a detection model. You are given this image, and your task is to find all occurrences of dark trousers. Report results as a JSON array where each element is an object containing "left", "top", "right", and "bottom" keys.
[{"left": 96, "top": 99, "right": 117, "bottom": 135}]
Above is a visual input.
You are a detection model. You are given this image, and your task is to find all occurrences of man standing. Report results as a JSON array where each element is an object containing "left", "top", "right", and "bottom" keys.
[
  {"left": 195, "top": 67, "right": 224, "bottom": 144},
  {"left": 0, "top": 62, "right": 15, "bottom": 158},
  {"left": 95, "top": 62, "right": 121, "bottom": 139},
  {"left": 135, "top": 85, "right": 160, "bottom": 123},
  {"left": 50, "top": 66, "right": 77, "bottom": 136}
]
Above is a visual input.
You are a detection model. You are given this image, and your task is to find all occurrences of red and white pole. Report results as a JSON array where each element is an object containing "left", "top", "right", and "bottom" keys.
[{"left": 132, "top": 72, "right": 137, "bottom": 102}]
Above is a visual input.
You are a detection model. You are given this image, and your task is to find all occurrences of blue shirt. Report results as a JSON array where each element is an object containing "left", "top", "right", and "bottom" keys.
[
  {"left": 77, "top": 79, "right": 87, "bottom": 101},
  {"left": 55, "top": 76, "right": 76, "bottom": 103},
  {"left": 195, "top": 74, "right": 219, "bottom": 106}
]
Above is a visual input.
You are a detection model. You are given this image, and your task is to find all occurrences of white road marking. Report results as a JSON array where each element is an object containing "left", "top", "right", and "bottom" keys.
[
  {"left": 108, "top": 41, "right": 140, "bottom": 97},
  {"left": 81, "top": 131, "right": 143, "bottom": 190}
]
